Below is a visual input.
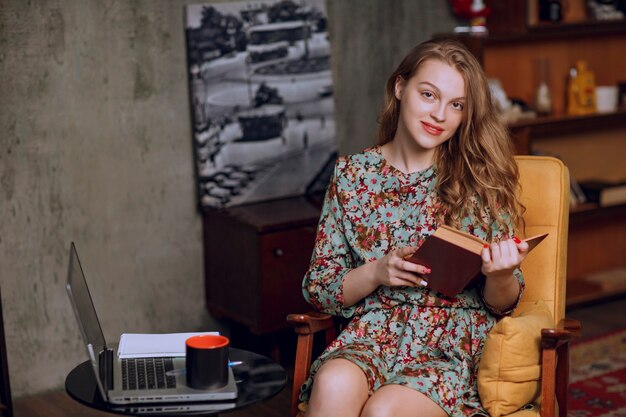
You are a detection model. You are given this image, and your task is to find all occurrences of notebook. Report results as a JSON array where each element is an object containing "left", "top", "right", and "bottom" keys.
[{"left": 65, "top": 242, "right": 238, "bottom": 405}]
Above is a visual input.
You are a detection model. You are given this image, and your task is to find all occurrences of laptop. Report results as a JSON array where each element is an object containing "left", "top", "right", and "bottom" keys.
[{"left": 65, "top": 242, "right": 238, "bottom": 405}]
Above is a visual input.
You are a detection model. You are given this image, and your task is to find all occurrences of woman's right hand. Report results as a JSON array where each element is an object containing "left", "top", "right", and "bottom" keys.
[
  {"left": 342, "top": 246, "right": 431, "bottom": 307},
  {"left": 372, "top": 246, "right": 431, "bottom": 287}
]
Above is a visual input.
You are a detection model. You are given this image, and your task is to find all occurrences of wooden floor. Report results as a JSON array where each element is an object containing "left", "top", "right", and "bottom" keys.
[{"left": 11, "top": 296, "right": 626, "bottom": 417}]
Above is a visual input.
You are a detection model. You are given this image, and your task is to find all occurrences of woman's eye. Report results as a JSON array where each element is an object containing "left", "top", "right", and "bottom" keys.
[
  {"left": 452, "top": 102, "right": 464, "bottom": 111},
  {"left": 421, "top": 91, "right": 435, "bottom": 99}
]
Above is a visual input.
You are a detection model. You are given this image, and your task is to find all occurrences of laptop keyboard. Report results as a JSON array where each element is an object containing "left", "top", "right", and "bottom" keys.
[{"left": 121, "top": 358, "right": 177, "bottom": 390}]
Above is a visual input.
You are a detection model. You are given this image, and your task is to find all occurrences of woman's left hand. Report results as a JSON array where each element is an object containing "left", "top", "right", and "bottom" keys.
[{"left": 481, "top": 237, "right": 529, "bottom": 280}]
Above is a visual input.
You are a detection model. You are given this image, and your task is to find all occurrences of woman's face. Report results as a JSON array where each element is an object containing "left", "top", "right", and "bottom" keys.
[{"left": 394, "top": 59, "right": 466, "bottom": 153}]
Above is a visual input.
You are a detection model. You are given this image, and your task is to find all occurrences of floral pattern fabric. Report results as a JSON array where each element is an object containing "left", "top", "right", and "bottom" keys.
[{"left": 300, "top": 146, "right": 524, "bottom": 417}]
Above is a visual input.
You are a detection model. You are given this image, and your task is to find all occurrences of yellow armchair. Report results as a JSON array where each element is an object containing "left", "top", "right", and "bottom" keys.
[{"left": 287, "top": 155, "right": 581, "bottom": 417}]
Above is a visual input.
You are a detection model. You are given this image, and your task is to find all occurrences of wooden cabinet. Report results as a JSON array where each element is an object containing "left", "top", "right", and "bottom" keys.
[
  {"left": 448, "top": 1, "right": 626, "bottom": 306},
  {"left": 567, "top": 205, "right": 626, "bottom": 305},
  {"left": 0, "top": 288, "right": 12, "bottom": 417},
  {"left": 203, "top": 196, "right": 321, "bottom": 335}
]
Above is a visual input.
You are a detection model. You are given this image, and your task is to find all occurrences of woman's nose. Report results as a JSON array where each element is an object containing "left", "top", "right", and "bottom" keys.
[{"left": 430, "top": 105, "right": 446, "bottom": 123}]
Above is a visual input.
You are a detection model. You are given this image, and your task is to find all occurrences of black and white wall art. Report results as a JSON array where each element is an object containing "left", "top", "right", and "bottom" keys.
[{"left": 185, "top": 0, "right": 337, "bottom": 209}]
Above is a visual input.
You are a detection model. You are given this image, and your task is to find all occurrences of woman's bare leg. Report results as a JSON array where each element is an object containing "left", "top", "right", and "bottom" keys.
[
  {"left": 304, "top": 358, "right": 369, "bottom": 417},
  {"left": 360, "top": 384, "right": 448, "bottom": 417}
]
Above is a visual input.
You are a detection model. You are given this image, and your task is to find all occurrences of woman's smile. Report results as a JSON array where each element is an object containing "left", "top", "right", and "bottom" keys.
[{"left": 420, "top": 121, "right": 444, "bottom": 136}]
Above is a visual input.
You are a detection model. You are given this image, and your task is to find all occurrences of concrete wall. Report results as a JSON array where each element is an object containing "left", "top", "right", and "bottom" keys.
[
  {"left": 0, "top": 0, "right": 457, "bottom": 397},
  {"left": 328, "top": 0, "right": 459, "bottom": 154}
]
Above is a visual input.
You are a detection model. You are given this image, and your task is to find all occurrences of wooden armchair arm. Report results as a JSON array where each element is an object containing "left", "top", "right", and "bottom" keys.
[
  {"left": 287, "top": 311, "right": 338, "bottom": 417},
  {"left": 287, "top": 311, "right": 334, "bottom": 335},
  {"left": 540, "top": 318, "right": 582, "bottom": 417},
  {"left": 541, "top": 318, "right": 582, "bottom": 349}
]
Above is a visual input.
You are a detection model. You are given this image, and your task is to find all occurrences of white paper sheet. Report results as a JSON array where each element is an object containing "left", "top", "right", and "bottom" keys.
[{"left": 117, "top": 332, "right": 219, "bottom": 359}]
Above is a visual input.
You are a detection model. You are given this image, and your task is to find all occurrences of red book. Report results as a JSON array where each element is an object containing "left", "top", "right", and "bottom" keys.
[{"left": 405, "top": 225, "right": 548, "bottom": 297}]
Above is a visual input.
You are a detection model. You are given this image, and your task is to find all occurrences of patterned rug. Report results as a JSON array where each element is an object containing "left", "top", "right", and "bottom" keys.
[{"left": 568, "top": 327, "right": 626, "bottom": 416}]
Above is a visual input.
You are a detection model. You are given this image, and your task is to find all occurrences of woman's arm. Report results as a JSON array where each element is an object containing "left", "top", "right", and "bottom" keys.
[
  {"left": 303, "top": 161, "right": 429, "bottom": 314},
  {"left": 481, "top": 239, "right": 529, "bottom": 312},
  {"left": 302, "top": 167, "right": 355, "bottom": 316}
]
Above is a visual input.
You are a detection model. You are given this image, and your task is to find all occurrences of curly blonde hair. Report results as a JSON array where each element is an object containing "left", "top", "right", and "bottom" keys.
[{"left": 378, "top": 38, "right": 524, "bottom": 237}]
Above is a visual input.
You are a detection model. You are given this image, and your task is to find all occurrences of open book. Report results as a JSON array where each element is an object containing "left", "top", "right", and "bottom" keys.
[{"left": 405, "top": 225, "right": 548, "bottom": 298}]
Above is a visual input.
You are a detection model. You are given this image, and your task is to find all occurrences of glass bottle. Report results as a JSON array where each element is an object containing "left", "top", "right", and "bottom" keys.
[{"left": 535, "top": 58, "right": 553, "bottom": 116}]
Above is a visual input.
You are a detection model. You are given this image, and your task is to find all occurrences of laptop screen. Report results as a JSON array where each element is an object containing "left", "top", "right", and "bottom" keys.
[{"left": 66, "top": 242, "right": 108, "bottom": 398}]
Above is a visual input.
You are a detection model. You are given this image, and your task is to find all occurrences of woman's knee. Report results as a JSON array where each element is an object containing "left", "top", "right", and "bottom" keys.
[
  {"left": 306, "top": 359, "right": 368, "bottom": 417},
  {"left": 306, "top": 359, "right": 369, "bottom": 417},
  {"left": 311, "top": 358, "right": 368, "bottom": 396},
  {"left": 360, "top": 393, "right": 396, "bottom": 417}
]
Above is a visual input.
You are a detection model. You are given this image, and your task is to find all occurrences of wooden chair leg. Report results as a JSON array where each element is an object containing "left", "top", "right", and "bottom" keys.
[
  {"left": 291, "top": 333, "right": 314, "bottom": 417},
  {"left": 287, "top": 312, "right": 336, "bottom": 417},
  {"left": 540, "top": 347, "right": 557, "bottom": 417},
  {"left": 556, "top": 343, "right": 570, "bottom": 417},
  {"left": 540, "top": 320, "right": 581, "bottom": 417}
]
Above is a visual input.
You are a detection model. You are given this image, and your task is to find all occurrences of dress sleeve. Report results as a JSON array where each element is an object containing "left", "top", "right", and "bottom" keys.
[{"left": 302, "top": 162, "right": 357, "bottom": 317}]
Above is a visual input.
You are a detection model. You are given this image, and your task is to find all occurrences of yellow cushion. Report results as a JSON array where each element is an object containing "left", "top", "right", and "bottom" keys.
[{"left": 478, "top": 301, "right": 553, "bottom": 417}]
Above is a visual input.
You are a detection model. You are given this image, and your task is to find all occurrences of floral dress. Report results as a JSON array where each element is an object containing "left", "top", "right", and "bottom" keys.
[{"left": 300, "top": 147, "right": 524, "bottom": 417}]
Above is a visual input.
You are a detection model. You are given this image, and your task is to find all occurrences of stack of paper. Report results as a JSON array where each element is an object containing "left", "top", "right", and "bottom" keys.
[{"left": 117, "top": 332, "right": 219, "bottom": 359}]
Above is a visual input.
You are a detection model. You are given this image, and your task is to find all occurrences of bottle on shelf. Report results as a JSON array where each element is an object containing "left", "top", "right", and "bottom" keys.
[
  {"left": 535, "top": 58, "right": 553, "bottom": 116},
  {"left": 566, "top": 60, "right": 597, "bottom": 116}
]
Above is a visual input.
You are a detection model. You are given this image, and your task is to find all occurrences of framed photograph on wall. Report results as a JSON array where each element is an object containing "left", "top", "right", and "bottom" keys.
[{"left": 185, "top": 0, "right": 337, "bottom": 209}]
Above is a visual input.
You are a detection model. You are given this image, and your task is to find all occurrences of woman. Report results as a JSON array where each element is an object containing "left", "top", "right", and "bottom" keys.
[{"left": 301, "top": 38, "right": 527, "bottom": 417}]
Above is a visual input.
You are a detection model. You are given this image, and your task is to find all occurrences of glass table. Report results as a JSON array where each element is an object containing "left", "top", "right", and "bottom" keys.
[{"left": 65, "top": 348, "right": 287, "bottom": 416}]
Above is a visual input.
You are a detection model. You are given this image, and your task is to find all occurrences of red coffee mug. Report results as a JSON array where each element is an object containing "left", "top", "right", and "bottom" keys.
[{"left": 185, "top": 334, "right": 229, "bottom": 390}]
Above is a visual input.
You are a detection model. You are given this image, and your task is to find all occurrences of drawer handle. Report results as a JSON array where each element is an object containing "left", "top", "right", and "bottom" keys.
[{"left": 274, "top": 248, "right": 284, "bottom": 257}]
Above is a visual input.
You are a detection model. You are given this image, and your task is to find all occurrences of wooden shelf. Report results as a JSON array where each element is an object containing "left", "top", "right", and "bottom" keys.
[
  {"left": 444, "top": 20, "right": 626, "bottom": 52},
  {"left": 569, "top": 202, "right": 626, "bottom": 224},
  {"left": 566, "top": 278, "right": 626, "bottom": 308},
  {"left": 483, "top": 0, "right": 626, "bottom": 37},
  {"left": 488, "top": 19, "right": 626, "bottom": 42},
  {"left": 567, "top": 201, "right": 626, "bottom": 306},
  {"left": 508, "top": 110, "right": 626, "bottom": 154},
  {"left": 509, "top": 109, "right": 626, "bottom": 137},
  {"left": 567, "top": 264, "right": 626, "bottom": 308}
]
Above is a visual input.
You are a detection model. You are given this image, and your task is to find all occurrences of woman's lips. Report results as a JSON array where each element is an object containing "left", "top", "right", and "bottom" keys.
[{"left": 421, "top": 121, "right": 444, "bottom": 136}]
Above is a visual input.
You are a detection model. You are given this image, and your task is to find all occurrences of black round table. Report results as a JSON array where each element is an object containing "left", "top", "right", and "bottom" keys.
[{"left": 65, "top": 348, "right": 287, "bottom": 416}]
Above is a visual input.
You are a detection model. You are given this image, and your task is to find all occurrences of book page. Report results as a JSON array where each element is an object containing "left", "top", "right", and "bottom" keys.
[
  {"left": 118, "top": 332, "right": 219, "bottom": 359},
  {"left": 437, "top": 226, "right": 486, "bottom": 255}
]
